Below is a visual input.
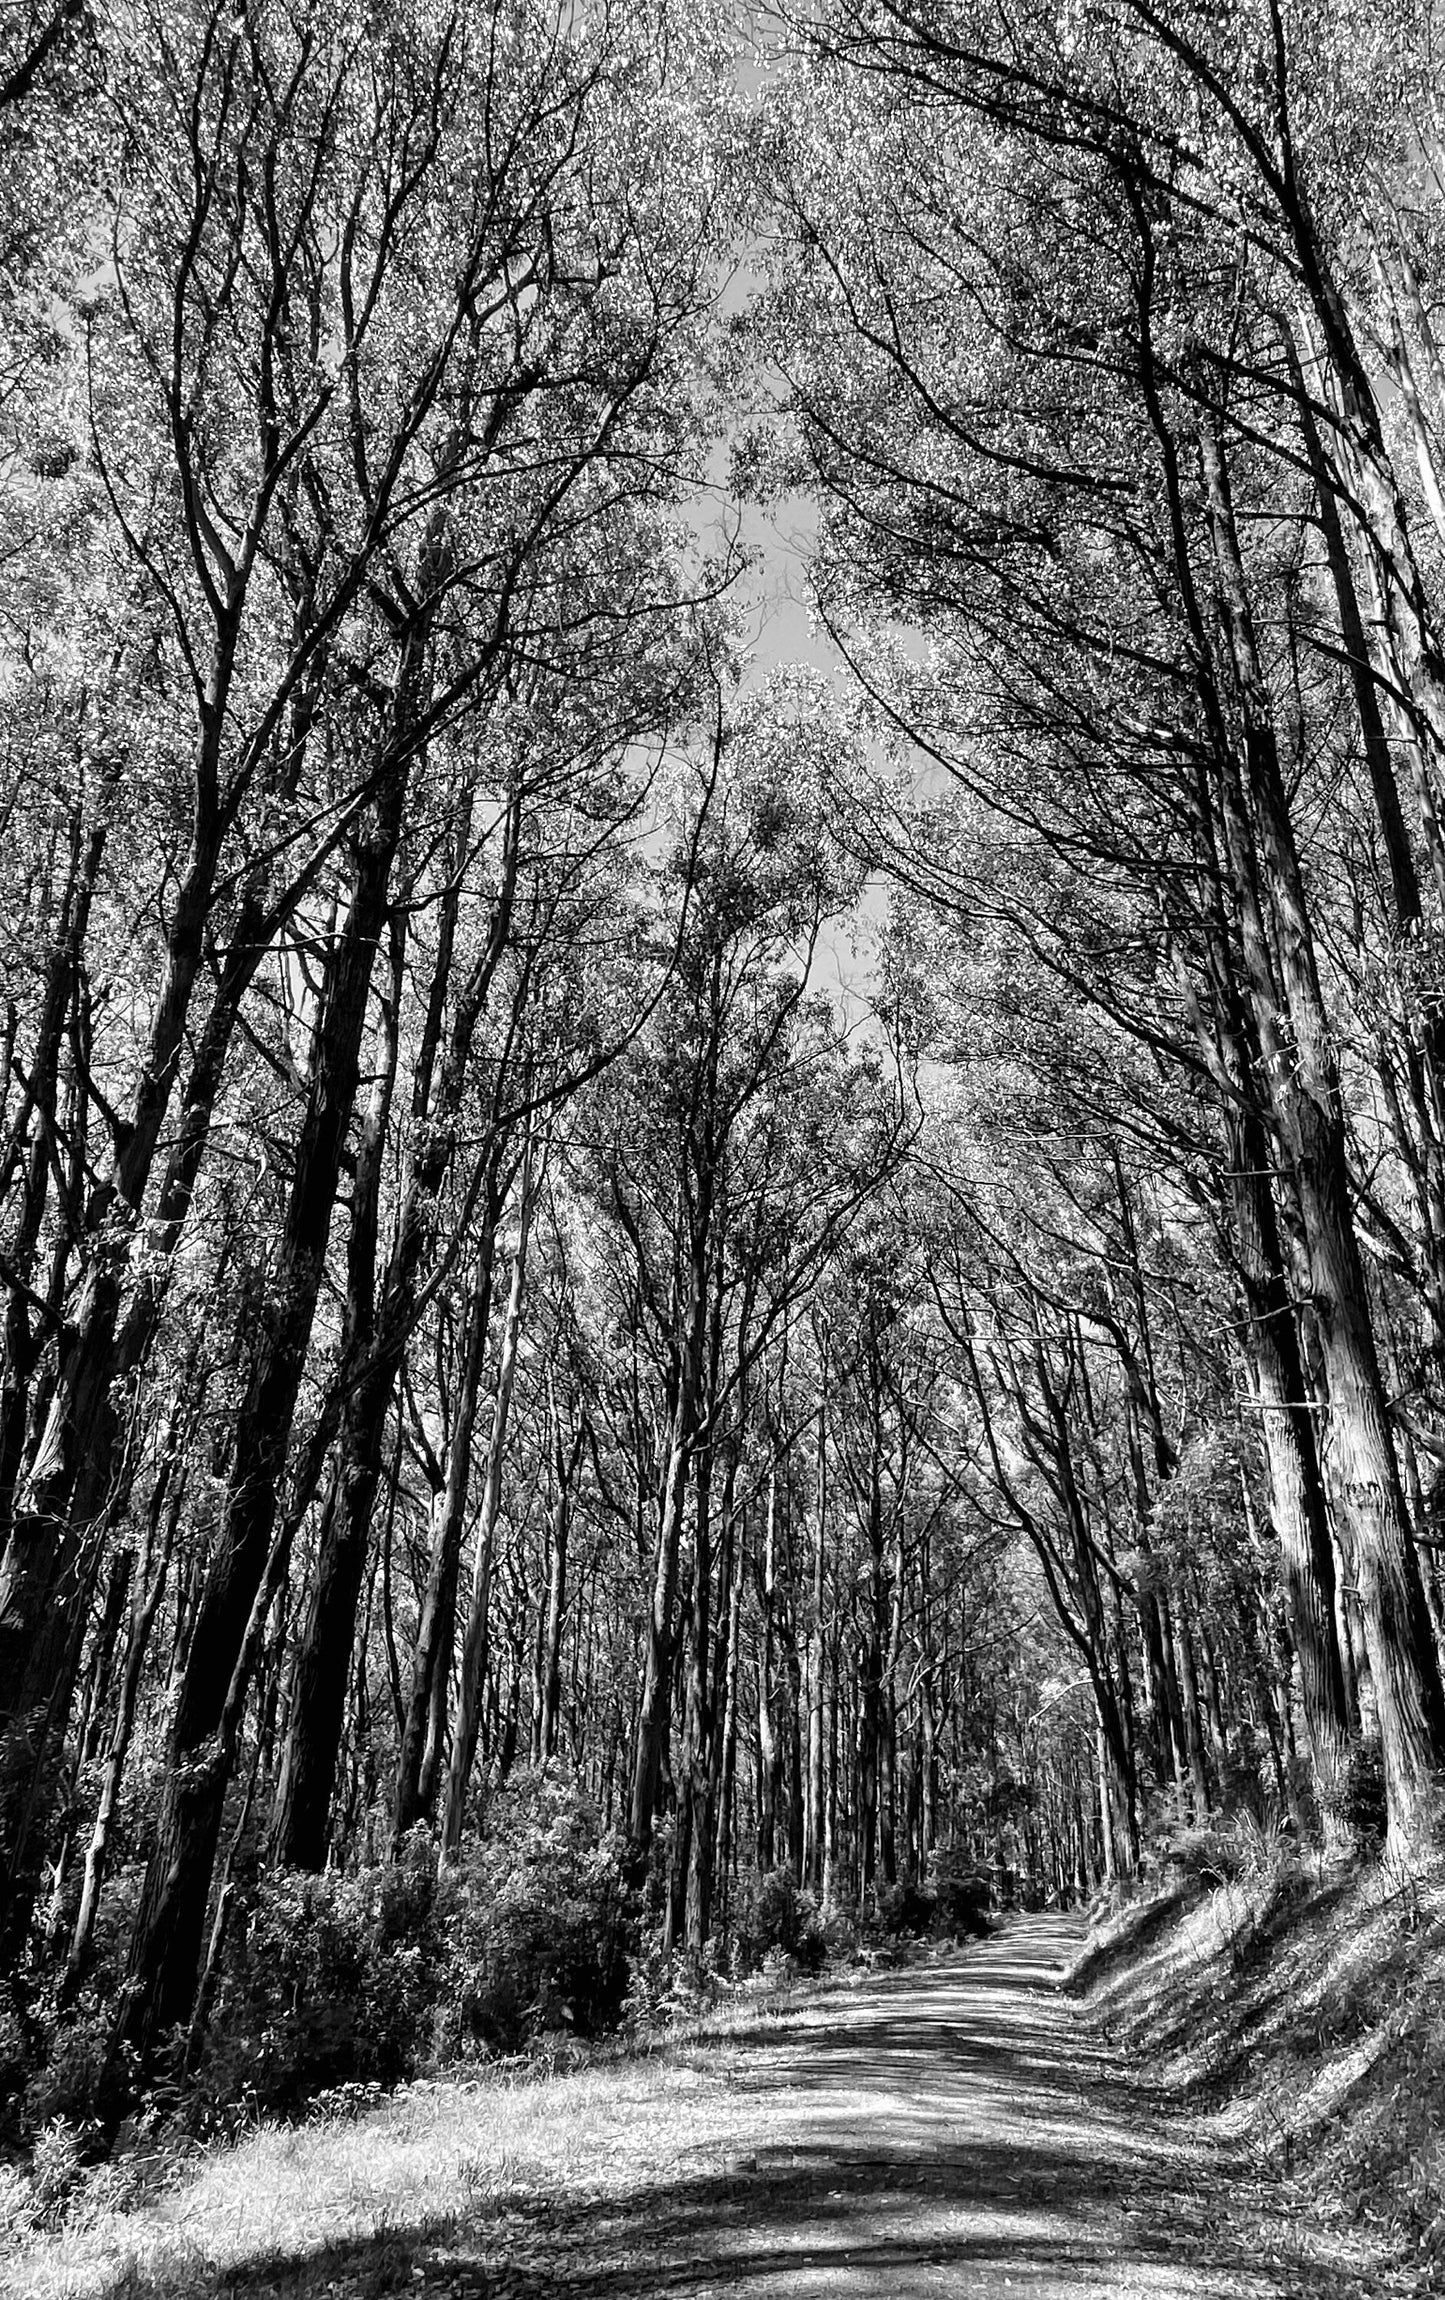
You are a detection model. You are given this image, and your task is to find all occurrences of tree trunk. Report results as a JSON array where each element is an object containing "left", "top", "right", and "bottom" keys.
[
  {"left": 391, "top": 1213, "right": 499, "bottom": 1844},
  {"left": 805, "top": 1391, "right": 827, "bottom": 1893},
  {"left": 441, "top": 1135, "right": 538, "bottom": 1861},
  {"left": 0, "top": 671, "right": 243, "bottom": 1934},
  {"left": 712, "top": 1498, "right": 745, "bottom": 1936},
  {"left": 1172, "top": 1584, "right": 1210, "bottom": 1819},
  {"left": 117, "top": 730, "right": 409, "bottom": 2066},
  {"left": 271, "top": 914, "right": 405, "bottom": 1869},
  {"left": 1201, "top": 414, "right": 1445, "bottom": 1854},
  {"left": 1223, "top": 1090, "right": 1352, "bottom": 1801},
  {"left": 756, "top": 1467, "right": 780, "bottom": 1873},
  {"left": 68, "top": 1450, "right": 181, "bottom": 1980},
  {"left": 539, "top": 1378, "right": 582, "bottom": 1767},
  {"left": 629, "top": 1258, "right": 708, "bottom": 1850}
]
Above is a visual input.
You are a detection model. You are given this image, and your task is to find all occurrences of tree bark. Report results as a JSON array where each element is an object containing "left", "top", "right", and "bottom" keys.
[
  {"left": 805, "top": 1383, "right": 827, "bottom": 1893},
  {"left": 391, "top": 1206, "right": 500, "bottom": 1846},
  {"left": 117, "top": 726, "right": 410, "bottom": 2065},
  {"left": 1201, "top": 413, "right": 1445, "bottom": 1853},
  {"left": 441, "top": 1130, "right": 538, "bottom": 1861},
  {"left": 270, "top": 913, "right": 405, "bottom": 1868}
]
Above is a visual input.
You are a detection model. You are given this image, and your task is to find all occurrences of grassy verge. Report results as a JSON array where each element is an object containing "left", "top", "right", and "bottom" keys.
[
  {"left": 0, "top": 1979, "right": 830, "bottom": 2300},
  {"left": 1068, "top": 1851, "right": 1445, "bottom": 2296}
]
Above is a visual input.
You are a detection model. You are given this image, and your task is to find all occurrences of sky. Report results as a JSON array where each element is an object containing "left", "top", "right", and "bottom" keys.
[{"left": 682, "top": 185, "right": 892, "bottom": 1032}]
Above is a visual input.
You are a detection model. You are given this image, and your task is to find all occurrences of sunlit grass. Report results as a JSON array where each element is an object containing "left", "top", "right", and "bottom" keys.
[
  {"left": 4, "top": 1949, "right": 900, "bottom": 2300},
  {"left": 1069, "top": 1848, "right": 1445, "bottom": 2286},
  {"left": 4, "top": 2044, "right": 752, "bottom": 2300}
]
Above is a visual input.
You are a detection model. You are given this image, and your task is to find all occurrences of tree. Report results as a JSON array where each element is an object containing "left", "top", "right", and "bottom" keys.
[{"left": 758, "top": 0, "right": 1445, "bottom": 1853}]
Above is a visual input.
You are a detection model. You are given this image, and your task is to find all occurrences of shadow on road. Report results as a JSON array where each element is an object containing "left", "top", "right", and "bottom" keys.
[{"left": 82, "top": 1918, "right": 1343, "bottom": 2300}]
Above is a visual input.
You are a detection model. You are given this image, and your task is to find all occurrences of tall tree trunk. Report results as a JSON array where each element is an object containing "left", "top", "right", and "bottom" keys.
[
  {"left": 756, "top": 1466, "right": 780, "bottom": 1873},
  {"left": 675, "top": 1432, "right": 714, "bottom": 1956},
  {"left": 1223, "top": 1091, "right": 1351, "bottom": 1800},
  {"left": 805, "top": 1387, "right": 827, "bottom": 1893},
  {"left": 117, "top": 727, "right": 409, "bottom": 2067},
  {"left": 67, "top": 1445, "right": 182, "bottom": 1981},
  {"left": 1173, "top": 1584, "right": 1210, "bottom": 1819},
  {"left": 441, "top": 1133, "right": 538, "bottom": 1861},
  {"left": 539, "top": 1377, "right": 583, "bottom": 1767},
  {"left": 878, "top": 1485, "right": 903, "bottom": 1890},
  {"left": 391, "top": 1207, "right": 500, "bottom": 1845},
  {"left": 0, "top": 799, "right": 103, "bottom": 1552},
  {"left": 271, "top": 915, "right": 405, "bottom": 1868},
  {"left": 1201, "top": 414, "right": 1445, "bottom": 1854},
  {"left": 629, "top": 1223, "right": 710, "bottom": 1851},
  {"left": 0, "top": 633, "right": 245, "bottom": 1934},
  {"left": 712, "top": 1498, "right": 745, "bottom": 1936},
  {"left": 274, "top": 773, "right": 523, "bottom": 1870}
]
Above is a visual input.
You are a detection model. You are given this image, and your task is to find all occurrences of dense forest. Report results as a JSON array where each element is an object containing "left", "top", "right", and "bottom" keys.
[{"left": 4, "top": 0, "right": 1445, "bottom": 2131}]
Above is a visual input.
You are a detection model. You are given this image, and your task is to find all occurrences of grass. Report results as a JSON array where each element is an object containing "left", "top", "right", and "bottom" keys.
[
  {"left": 0, "top": 1984, "right": 821, "bottom": 2300},
  {"left": 1068, "top": 1845, "right": 1445, "bottom": 2296},
  {"left": 18, "top": 1886, "right": 1439, "bottom": 2299}
]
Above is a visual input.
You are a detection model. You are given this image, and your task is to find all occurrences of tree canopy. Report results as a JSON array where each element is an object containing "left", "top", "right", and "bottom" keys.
[{"left": 3, "top": 0, "right": 1445, "bottom": 2122}]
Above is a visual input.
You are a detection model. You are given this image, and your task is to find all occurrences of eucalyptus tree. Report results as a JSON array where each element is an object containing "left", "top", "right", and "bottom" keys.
[
  {"left": 760, "top": 0, "right": 1445, "bottom": 1852},
  {"left": 2, "top": 0, "right": 717, "bottom": 1939},
  {"left": 0, "top": 0, "right": 749, "bottom": 2060},
  {"left": 563, "top": 672, "right": 904, "bottom": 1894},
  {"left": 818, "top": 1202, "right": 961, "bottom": 1895},
  {"left": 274, "top": 672, "right": 714, "bottom": 1877}
]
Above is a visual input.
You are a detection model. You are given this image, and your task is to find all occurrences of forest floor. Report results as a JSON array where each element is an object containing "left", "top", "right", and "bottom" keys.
[
  {"left": 3, "top": 1912, "right": 1391, "bottom": 2300},
  {"left": 1070, "top": 1850, "right": 1445, "bottom": 2297}
]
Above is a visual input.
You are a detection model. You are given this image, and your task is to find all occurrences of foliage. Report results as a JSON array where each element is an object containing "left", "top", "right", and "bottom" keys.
[
  {"left": 733, "top": 1868, "right": 826, "bottom": 1974},
  {"left": 174, "top": 1778, "right": 633, "bottom": 2121},
  {"left": 432, "top": 1771, "right": 632, "bottom": 2056},
  {"left": 27, "top": 2114, "right": 87, "bottom": 2220},
  {"left": 193, "top": 1845, "right": 442, "bottom": 2122},
  {"left": 873, "top": 1881, "right": 936, "bottom": 1936},
  {"left": 931, "top": 1852, "right": 993, "bottom": 1939},
  {"left": 20, "top": 1998, "right": 119, "bottom": 2132},
  {"left": 1332, "top": 1738, "right": 1390, "bottom": 1850}
]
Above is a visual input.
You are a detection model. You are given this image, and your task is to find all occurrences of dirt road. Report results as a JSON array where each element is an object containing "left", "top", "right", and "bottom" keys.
[
  {"left": 512, "top": 1914, "right": 1294, "bottom": 2300},
  {"left": 452, "top": 1914, "right": 1345, "bottom": 2300},
  {"left": 22, "top": 1916, "right": 1361, "bottom": 2299}
]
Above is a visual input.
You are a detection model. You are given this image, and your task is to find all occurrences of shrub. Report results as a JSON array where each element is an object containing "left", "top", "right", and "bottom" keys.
[
  {"left": 17, "top": 1863, "right": 160, "bottom": 2134},
  {"left": 22, "top": 2001, "right": 121, "bottom": 2131},
  {"left": 0, "top": 1981, "right": 30, "bottom": 2120},
  {"left": 1230, "top": 1801, "right": 1298, "bottom": 1883},
  {"left": 0, "top": 2158, "right": 37, "bottom": 2242},
  {"left": 29, "top": 2116, "right": 87, "bottom": 2222},
  {"left": 14, "top": 1777, "right": 636, "bottom": 2137},
  {"left": 820, "top": 1900, "right": 861, "bottom": 1960},
  {"left": 733, "top": 1867, "right": 825, "bottom": 1974},
  {"left": 432, "top": 1768, "right": 631, "bottom": 2057},
  {"left": 621, "top": 1940, "right": 695, "bottom": 2034},
  {"left": 1332, "top": 1737, "right": 1388, "bottom": 1848},
  {"left": 932, "top": 1851, "right": 992, "bottom": 1937},
  {"left": 194, "top": 1836, "right": 440, "bottom": 2120},
  {"left": 875, "top": 1881, "right": 936, "bottom": 1936}
]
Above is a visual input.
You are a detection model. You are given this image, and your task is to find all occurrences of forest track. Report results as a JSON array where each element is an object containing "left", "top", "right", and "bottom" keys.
[
  {"left": 12, "top": 1915, "right": 1366, "bottom": 2300},
  {"left": 496, "top": 1912, "right": 1311, "bottom": 2300}
]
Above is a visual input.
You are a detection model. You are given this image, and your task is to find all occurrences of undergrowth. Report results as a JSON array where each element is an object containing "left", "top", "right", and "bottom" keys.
[
  {"left": 1070, "top": 1817, "right": 1445, "bottom": 2294},
  {"left": 0, "top": 1766, "right": 993, "bottom": 2258}
]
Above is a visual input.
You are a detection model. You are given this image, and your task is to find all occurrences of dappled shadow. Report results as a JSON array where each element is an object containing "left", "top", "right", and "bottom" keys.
[
  {"left": 85, "top": 1919, "right": 1347, "bottom": 2300},
  {"left": 88, "top": 2132, "right": 1287, "bottom": 2300},
  {"left": 1083, "top": 1877, "right": 1362, "bottom": 2110},
  {"left": 1067, "top": 1889, "right": 1193, "bottom": 1993}
]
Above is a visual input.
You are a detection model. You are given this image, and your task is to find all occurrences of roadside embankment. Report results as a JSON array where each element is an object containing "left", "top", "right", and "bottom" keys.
[{"left": 1069, "top": 1850, "right": 1445, "bottom": 2295}]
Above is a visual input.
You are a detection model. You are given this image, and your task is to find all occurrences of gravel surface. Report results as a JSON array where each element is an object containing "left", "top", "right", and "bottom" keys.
[
  {"left": 455, "top": 1917, "right": 1326, "bottom": 2299},
  {"left": 18, "top": 1915, "right": 1367, "bottom": 2300}
]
